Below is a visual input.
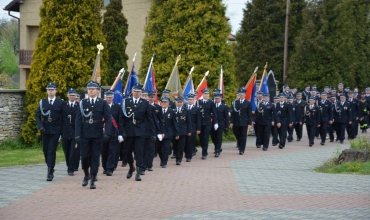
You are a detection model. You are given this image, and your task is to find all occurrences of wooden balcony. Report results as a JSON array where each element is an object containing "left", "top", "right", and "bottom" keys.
[{"left": 19, "top": 50, "right": 33, "bottom": 67}]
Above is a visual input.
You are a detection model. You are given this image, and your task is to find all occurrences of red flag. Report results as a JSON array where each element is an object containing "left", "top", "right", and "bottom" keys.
[
  {"left": 245, "top": 73, "right": 257, "bottom": 101},
  {"left": 196, "top": 78, "right": 208, "bottom": 100}
]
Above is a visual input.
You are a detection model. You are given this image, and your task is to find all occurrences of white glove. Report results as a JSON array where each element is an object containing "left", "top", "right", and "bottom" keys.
[
  {"left": 157, "top": 134, "right": 163, "bottom": 141},
  {"left": 118, "top": 135, "right": 124, "bottom": 143},
  {"left": 58, "top": 135, "right": 62, "bottom": 142},
  {"left": 214, "top": 123, "right": 219, "bottom": 131}
]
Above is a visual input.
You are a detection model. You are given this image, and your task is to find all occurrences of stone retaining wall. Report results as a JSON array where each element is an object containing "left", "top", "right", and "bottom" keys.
[{"left": 0, "top": 90, "right": 26, "bottom": 142}]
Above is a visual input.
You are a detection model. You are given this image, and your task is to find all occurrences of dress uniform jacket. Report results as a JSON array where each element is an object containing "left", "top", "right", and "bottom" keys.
[
  {"left": 36, "top": 98, "right": 65, "bottom": 134},
  {"left": 175, "top": 107, "right": 192, "bottom": 136},
  {"left": 75, "top": 98, "right": 112, "bottom": 138},
  {"left": 255, "top": 102, "right": 277, "bottom": 125},
  {"left": 123, "top": 98, "right": 155, "bottom": 137},
  {"left": 186, "top": 104, "right": 201, "bottom": 133},
  {"left": 62, "top": 101, "right": 78, "bottom": 139},
  {"left": 197, "top": 99, "right": 218, "bottom": 125},
  {"left": 212, "top": 103, "right": 229, "bottom": 129},
  {"left": 294, "top": 100, "right": 307, "bottom": 121},
  {"left": 317, "top": 99, "right": 333, "bottom": 123},
  {"left": 303, "top": 105, "right": 321, "bottom": 126},
  {"left": 230, "top": 99, "right": 252, "bottom": 126},
  {"left": 275, "top": 102, "right": 293, "bottom": 124},
  {"left": 106, "top": 102, "right": 125, "bottom": 137},
  {"left": 334, "top": 101, "right": 352, "bottom": 124},
  {"left": 160, "top": 108, "right": 179, "bottom": 138}
]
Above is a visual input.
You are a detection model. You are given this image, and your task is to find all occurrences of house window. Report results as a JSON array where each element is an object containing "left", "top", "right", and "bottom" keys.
[{"left": 104, "top": 0, "right": 110, "bottom": 6}]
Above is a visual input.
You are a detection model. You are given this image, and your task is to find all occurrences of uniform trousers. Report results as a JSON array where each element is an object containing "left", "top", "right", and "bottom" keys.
[
  {"left": 319, "top": 121, "right": 329, "bottom": 143},
  {"left": 42, "top": 134, "right": 60, "bottom": 168},
  {"left": 199, "top": 125, "right": 211, "bottom": 156},
  {"left": 294, "top": 123, "right": 303, "bottom": 140},
  {"left": 62, "top": 138, "right": 78, "bottom": 172},
  {"left": 80, "top": 137, "right": 103, "bottom": 175},
  {"left": 233, "top": 126, "right": 248, "bottom": 153},
  {"left": 210, "top": 126, "right": 224, "bottom": 152},
  {"left": 158, "top": 138, "right": 171, "bottom": 166},
  {"left": 277, "top": 118, "right": 288, "bottom": 147},
  {"left": 143, "top": 137, "right": 155, "bottom": 169},
  {"left": 306, "top": 124, "right": 316, "bottom": 145},
  {"left": 124, "top": 136, "right": 145, "bottom": 169},
  {"left": 258, "top": 124, "right": 271, "bottom": 149},
  {"left": 101, "top": 136, "right": 118, "bottom": 172},
  {"left": 185, "top": 131, "right": 196, "bottom": 159}
]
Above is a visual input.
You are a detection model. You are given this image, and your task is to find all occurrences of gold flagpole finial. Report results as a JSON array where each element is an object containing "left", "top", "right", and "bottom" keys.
[{"left": 264, "top": 62, "right": 268, "bottom": 69}]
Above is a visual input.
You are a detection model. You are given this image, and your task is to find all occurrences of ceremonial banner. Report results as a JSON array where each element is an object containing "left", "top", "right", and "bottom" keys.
[
  {"left": 183, "top": 67, "right": 195, "bottom": 103},
  {"left": 165, "top": 55, "right": 183, "bottom": 100}
]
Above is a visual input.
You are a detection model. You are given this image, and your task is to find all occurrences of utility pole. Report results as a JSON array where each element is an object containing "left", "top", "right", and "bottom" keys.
[{"left": 283, "top": 0, "right": 290, "bottom": 85}]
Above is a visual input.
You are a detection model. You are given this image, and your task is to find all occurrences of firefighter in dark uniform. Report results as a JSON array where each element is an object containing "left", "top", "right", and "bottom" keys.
[
  {"left": 36, "top": 82, "right": 65, "bottom": 181},
  {"left": 162, "top": 89, "right": 176, "bottom": 109},
  {"left": 254, "top": 92, "right": 263, "bottom": 148},
  {"left": 294, "top": 92, "right": 306, "bottom": 141},
  {"left": 75, "top": 80, "right": 112, "bottom": 189},
  {"left": 337, "top": 83, "right": 346, "bottom": 99},
  {"left": 282, "top": 85, "right": 291, "bottom": 97},
  {"left": 254, "top": 93, "right": 277, "bottom": 151},
  {"left": 184, "top": 94, "right": 201, "bottom": 162},
  {"left": 122, "top": 84, "right": 156, "bottom": 181},
  {"left": 158, "top": 97, "right": 179, "bottom": 168},
  {"left": 196, "top": 88, "right": 218, "bottom": 159},
  {"left": 302, "top": 85, "right": 311, "bottom": 101},
  {"left": 347, "top": 91, "right": 359, "bottom": 139},
  {"left": 287, "top": 96, "right": 297, "bottom": 142},
  {"left": 210, "top": 93, "right": 229, "bottom": 157},
  {"left": 144, "top": 91, "right": 163, "bottom": 171},
  {"left": 275, "top": 94, "right": 293, "bottom": 149},
  {"left": 271, "top": 96, "right": 280, "bottom": 146},
  {"left": 230, "top": 88, "right": 252, "bottom": 155},
  {"left": 304, "top": 97, "right": 321, "bottom": 146},
  {"left": 62, "top": 88, "right": 79, "bottom": 176},
  {"left": 358, "top": 92, "right": 369, "bottom": 133},
  {"left": 328, "top": 95, "right": 338, "bottom": 142},
  {"left": 317, "top": 92, "right": 333, "bottom": 145},
  {"left": 213, "top": 88, "right": 226, "bottom": 104},
  {"left": 333, "top": 94, "right": 352, "bottom": 144},
  {"left": 101, "top": 90, "right": 125, "bottom": 176},
  {"left": 173, "top": 97, "right": 191, "bottom": 165}
]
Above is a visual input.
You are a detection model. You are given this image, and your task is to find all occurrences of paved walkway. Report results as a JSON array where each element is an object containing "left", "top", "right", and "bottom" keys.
[{"left": 0, "top": 132, "right": 369, "bottom": 219}]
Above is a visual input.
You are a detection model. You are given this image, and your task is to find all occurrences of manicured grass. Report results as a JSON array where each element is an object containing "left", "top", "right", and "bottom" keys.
[{"left": 0, "top": 146, "right": 65, "bottom": 167}]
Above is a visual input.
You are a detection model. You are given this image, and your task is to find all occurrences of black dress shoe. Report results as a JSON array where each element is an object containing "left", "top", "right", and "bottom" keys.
[
  {"left": 103, "top": 170, "right": 107, "bottom": 174},
  {"left": 140, "top": 169, "right": 145, "bottom": 175},
  {"left": 329, "top": 140, "right": 334, "bottom": 142},
  {"left": 186, "top": 158, "right": 191, "bottom": 162},
  {"left": 309, "top": 144, "right": 313, "bottom": 147},
  {"left": 82, "top": 169, "right": 89, "bottom": 187},
  {"left": 297, "top": 139, "right": 301, "bottom": 141},
  {"left": 126, "top": 164, "right": 135, "bottom": 179},
  {"left": 215, "top": 153, "right": 220, "bottom": 157},
  {"left": 278, "top": 145, "right": 283, "bottom": 149},
  {"left": 263, "top": 148, "right": 267, "bottom": 151},
  {"left": 122, "top": 162, "right": 127, "bottom": 167},
  {"left": 272, "top": 144, "right": 277, "bottom": 146},
  {"left": 176, "top": 161, "right": 181, "bottom": 165},
  {"left": 288, "top": 140, "right": 292, "bottom": 142},
  {"left": 220, "top": 148, "right": 223, "bottom": 153},
  {"left": 256, "top": 145, "right": 261, "bottom": 148},
  {"left": 135, "top": 167, "right": 141, "bottom": 181},
  {"left": 106, "top": 171, "right": 113, "bottom": 176},
  {"left": 90, "top": 175, "right": 96, "bottom": 189},
  {"left": 46, "top": 167, "right": 52, "bottom": 181},
  {"left": 171, "top": 155, "right": 176, "bottom": 159},
  {"left": 148, "top": 167, "right": 153, "bottom": 171},
  {"left": 68, "top": 172, "right": 74, "bottom": 176},
  {"left": 201, "top": 156, "right": 206, "bottom": 160},
  {"left": 239, "top": 152, "right": 244, "bottom": 155},
  {"left": 320, "top": 142, "right": 325, "bottom": 145},
  {"left": 340, "top": 141, "right": 344, "bottom": 144},
  {"left": 161, "top": 165, "right": 167, "bottom": 168}
]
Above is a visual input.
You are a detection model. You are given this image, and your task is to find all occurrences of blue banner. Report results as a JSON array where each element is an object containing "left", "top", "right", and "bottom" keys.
[
  {"left": 113, "top": 77, "right": 123, "bottom": 105},
  {"left": 125, "top": 65, "right": 138, "bottom": 96},
  {"left": 251, "top": 82, "right": 257, "bottom": 112}
]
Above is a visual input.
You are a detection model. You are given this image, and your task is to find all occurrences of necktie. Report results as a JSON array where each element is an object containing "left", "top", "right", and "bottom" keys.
[
  {"left": 49, "top": 100, "right": 53, "bottom": 105},
  {"left": 70, "top": 102, "right": 73, "bottom": 108},
  {"left": 134, "top": 99, "right": 137, "bottom": 104},
  {"left": 310, "top": 105, "right": 313, "bottom": 109},
  {"left": 163, "top": 109, "right": 165, "bottom": 114},
  {"left": 91, "top": 99, "right": 94, "bottom": 106}
]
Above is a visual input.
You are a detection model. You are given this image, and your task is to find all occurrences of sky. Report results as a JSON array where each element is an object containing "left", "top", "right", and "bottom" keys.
[{"left": 0, "top": 0, "right": 248, "bottom": 34}]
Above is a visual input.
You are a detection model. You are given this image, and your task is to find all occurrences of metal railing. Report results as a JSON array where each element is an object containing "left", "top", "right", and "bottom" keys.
[{"left": 19, "top": 50, "right": 33, "bottom": 66}]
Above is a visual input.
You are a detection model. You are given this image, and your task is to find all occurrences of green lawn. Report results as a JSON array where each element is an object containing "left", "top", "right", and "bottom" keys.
[{"left": 0, "top": 146, "right": 65, "bottom": 167}]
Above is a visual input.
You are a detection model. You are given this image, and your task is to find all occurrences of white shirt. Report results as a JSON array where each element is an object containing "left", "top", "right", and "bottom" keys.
[
  {"left": 48, "top": 97, "right": 56, "bottom": 105},
  {"left": 240, "top": 99, "right": 245, "bottom": 104},
  {"left": 108, "top": 103, "right": 112, "bottom": 108},
  {"left": 162, "top": 108, "right": 168, "bottom": 114},
  {"left": 133, "top": 97, "right": 140, "bottom": 104},
  {"left": 188, "top": 104, "right": 193, "bottom": 110},
  {"left": 89, "top": 97, "right": 97, "bottom": 104},
  {"left": 69, "top": 101, "right": 75, "bottom": 107}
]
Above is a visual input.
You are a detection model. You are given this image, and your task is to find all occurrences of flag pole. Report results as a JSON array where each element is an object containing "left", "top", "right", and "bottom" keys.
[
  {"left": 245, "top": 67, "right": 258, "bottom": 89},
  {"left": 183, "top": 66, "right": 194, "bottom": 89},
  {"left": 165, "top": 54, "right": 181, "bottom": 89},
  {"left": 110, "top": 68, "right": 125, "bottom": 90},
  {"left": 123, "top": 52, "right": 136, "bottom": 94},
  {"left": 258, "top": 62, "right": 268, "bottom": 91},
  {"left": 143, "top": 53, "right": 155, "bottom": 88},
  {"left": 91, "top": 43, "right": 104, "bottom": 83},
  {"left": 196, "top": 71, "right": 209, "bottom": 91}
]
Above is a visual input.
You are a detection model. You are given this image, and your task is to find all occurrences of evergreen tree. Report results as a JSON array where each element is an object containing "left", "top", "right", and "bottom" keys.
[
  {"left": 289, "top": 0, "right": 370, "bottom": 90},
  {"left": 140, "top": 0, "right": 236, "bottom": 103},
  {"left": 102, "top": 0, "right": 129, "bottom": 86},
  {"left": 22, "top": 0, "right": 107, "bottom": 144},
  {"left": 235, "top": 0, "right": 305, "bottom": 87}
]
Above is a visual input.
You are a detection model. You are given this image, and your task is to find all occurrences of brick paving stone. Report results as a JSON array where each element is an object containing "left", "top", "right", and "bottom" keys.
[{"left": 0, "top": 130, "right": 369, "bottom": 219}]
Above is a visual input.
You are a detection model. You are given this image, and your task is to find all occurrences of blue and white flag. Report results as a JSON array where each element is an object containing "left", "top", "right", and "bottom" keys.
[{"left": 113, "top": 77, "right": 123, "bottom": 105}]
